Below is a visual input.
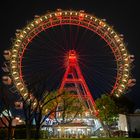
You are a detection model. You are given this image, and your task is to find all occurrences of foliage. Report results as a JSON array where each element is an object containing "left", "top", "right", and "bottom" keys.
[
  {"left": 96, "top": 94, "right": 119, "bottom": 125},
  {"left": 54, "top": 90, "right": 83, "bottom": 124}
]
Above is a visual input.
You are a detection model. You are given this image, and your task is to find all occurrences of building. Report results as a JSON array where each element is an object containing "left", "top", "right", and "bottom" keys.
[{"left": 118, "top": 113, "right": 140, "bottom": 137}]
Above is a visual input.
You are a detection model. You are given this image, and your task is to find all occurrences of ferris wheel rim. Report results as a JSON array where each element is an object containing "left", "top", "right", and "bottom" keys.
[{"left": 9, "top": 10, "right": 130, "bottom": 98}]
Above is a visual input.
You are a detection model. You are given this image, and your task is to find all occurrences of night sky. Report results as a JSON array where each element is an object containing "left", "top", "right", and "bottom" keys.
[{"left": 0, "top": 1, "right": 140, "bottom": 109}]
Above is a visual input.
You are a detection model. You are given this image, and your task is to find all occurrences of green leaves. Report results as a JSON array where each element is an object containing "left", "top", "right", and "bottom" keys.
[{"left": 95, "top": 94, "right": 118, "bottom": 125}]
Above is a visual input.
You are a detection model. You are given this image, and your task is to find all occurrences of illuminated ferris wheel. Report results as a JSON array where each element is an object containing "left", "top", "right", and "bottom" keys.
[{"left": 3, "top": 10, "right": 135, "bottom": 110}]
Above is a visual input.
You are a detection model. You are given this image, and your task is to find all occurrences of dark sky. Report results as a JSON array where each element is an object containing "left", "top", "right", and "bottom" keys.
[{"left": 0, "top": 0, "right": 140, "bottom": 108}]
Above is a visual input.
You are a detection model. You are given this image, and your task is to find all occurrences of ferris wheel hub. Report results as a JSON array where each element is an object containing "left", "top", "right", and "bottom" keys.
[{"left": 67, "top": 50, "right": 78, "bottom": 64}]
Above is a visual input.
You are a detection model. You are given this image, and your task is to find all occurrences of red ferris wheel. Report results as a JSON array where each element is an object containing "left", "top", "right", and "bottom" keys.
[{"left": 3, "top": 9, "right": 135, "bottom": 114}]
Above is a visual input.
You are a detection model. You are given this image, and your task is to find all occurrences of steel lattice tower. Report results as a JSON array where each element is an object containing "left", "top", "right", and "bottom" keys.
[{"left": 59, "top": 50, "right": 98, "bottom": 116}]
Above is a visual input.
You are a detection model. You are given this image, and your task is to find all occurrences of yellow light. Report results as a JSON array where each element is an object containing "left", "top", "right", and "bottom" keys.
[
  {"left": 111, "top": 31, "right": 114, "bottom": 34},
  {"left": 117, "top": 39, "right": 120, "bottom": 42},
  {"left": 17, "top": 82, "right": 21, "bottom": 86},
  {"left": 90, "top": 16, "right": 93, "bottom": 19},
  {"left": 17, "top": 39, "right": 21, "bottom": 43},
  {"left": 70, "top": 12, "right": 72, "bottom": 15},
  {"left": 85, "top": 15, "right": 88, "bottom": 18},
  {"left": 40, "top": 18, "right": 43, "bottom": 21},
  {"left": 124, "top": 74, "right": 128, "bottom": 78},
  {"left": 124, "top": 58, "right": 128, "bottom": 61},
  {"left": 31, "top": 23, "right": 34, "bottom": 27},
  {"left": 120, "top": 44, "right": 123, "bottom": 47},
  {"left": 121, "top": 84, "right": 125, "bottom": 88},
  {"left": 14, "top": 76, "right": 19, "bottom": 80},
  {"left": 13, "top": 71, "right": 17, "bottom": 75},
  {"left": 27, "top": 27, "right": 31, "bottom": 30},
  {"left": 35, "top": 20, "right": 39, "bottom": 24},
  {"left": 24, "top": 93, "right": 28, "bottom": 97},
  {"left": 11, "top": 65, "right": 17, "bottom": 69},
  {"left": 11, "top": 60, "right": 16, "bottom": 63},
  {"left": 123, "top": 53, "right": 127, "bottom": 57},
  {"left": 116, "top": 94, "right": 119, "bottom": 97},
  {"left": 12, "top": 54, "right": 17, "bottom": 58},
  {"left": 121, "top": 48, "right": 125, "bottom": 51},
  {"left": 20, "top": 87, "right": 24, "bottom": 91},
  {"left": 118, "top": 89, "right": 122, "bottom": 92},
  {"left": 23, "top": 31, "right": 27, "bottom": 34},
  {"left": 95, "top": 18, "right": 97, "bottom": 22},
  {"left": 15, "top": 44, "right": 19, "bottom": 47},
  {"left": 65, "top": 12, "right": 67, "bottom": 15},
  {"left": 20, "top": 34, "right": 24, "bottom": 38},
  {"left": 122, "top": 79, "right": 127, "bottom": 82},
  {"left": 75, "top": 12, "right": 78, "bottom": 15},
  {"left": 12, "top": 49, "right": 18, "bottom": 53},
  {"left": 49, "top": 14, "right": 52, "bottom": 18},
  {"left": 107, "top": 27, "right": 110, "bottom": 31},
  {"left": 124, "top": 68, "right": 129, "bottom": 72},
  {"left": 44, "top": 16, "right": 47, "bottom": 19},
  {"left": 124, "top": 63, "right": 129, "bottom": 67},
  {"left": 33, "top": 102, "right": 36, "bottom": 106}
]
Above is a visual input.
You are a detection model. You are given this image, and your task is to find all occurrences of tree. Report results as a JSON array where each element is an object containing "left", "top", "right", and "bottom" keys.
[
  {"left": 0, "top": 85, "right": 15, "bottom": 140},
  {"left": 95, "top": 94, "right": 119, "bottom": 137},
  {"left": 54, "top": 91, "right": 83, "bottom": 125}
]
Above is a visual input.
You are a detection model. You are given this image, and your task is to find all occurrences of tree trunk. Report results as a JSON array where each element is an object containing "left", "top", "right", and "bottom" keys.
[
  {"left": 26, "top": 124, "right": 31, "bottom": 140},
  {"left": 7, "top": 122, "right": 12, "bottom": 140},
  {"left": 35, "top": 125, "right": 40, "bottom": 139}
]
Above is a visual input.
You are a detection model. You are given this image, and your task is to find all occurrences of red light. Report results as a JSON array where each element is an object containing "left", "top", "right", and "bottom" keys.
[{"left": 68, "top": 50, "right": 77, "bottom": 64}]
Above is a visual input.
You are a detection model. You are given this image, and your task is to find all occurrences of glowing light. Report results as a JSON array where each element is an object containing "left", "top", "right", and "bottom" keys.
[
  {"left": 33, "top": 102, "right": 36, "bottom": 106},
  {"left": 27, "top": 27, "right": 31, "bottom": 30},
  {"left": 23, "top": 31, "right": 27, "bottom": 34},
  {"left": 31, "top": 23, "right": 34, "bottom": 27},
  {"left": 35, "top": 20, "right": 39, "bottom": 24},
  {"left": 44, "top": 16, "right": 47, "bottom": 19},
  {"left": 12, "top": 54, "right": 17, "bottom": 58},
  {"left": 49, "top": 14, "right": 52, "bottom": 18},
  {"left": 14, "top": 76, "right": 19, "bottom": 80},
  {"left": 12, "top": 49, "right": 18, "bottom": 53},
  {"left": 107, "top": 27, "right": 110, "bottom": 31},
  {"left": 121, "top": 48, "right": 125, "bottom": 51},
  {"left": 11, "top": 60, "right": 16, "bottom": 64},
  {"left": 118, "top": 89, "right": 122, "bottom": 92},
  {"left": 65, "top": 12, "right": 67, "bottom": 15},
  {"left": 24, "top": 93, "right": 28, "bottom": 97},
  {"left": 124, "top": 63, "right": 129, "bottom": 67},
  {"left": 40, "top": 18, "right": 43, "bottom": 21},
  {"left": 124, "top": 74, "right": 128, "bottom": 78},
  {"left": 12, "top": 71, "right": 17, "bottom": 75},
  {"left": 20, "top": 87, "right": 24, "bottom": 91},
  {"left": 20, "top": 34, "right": 24, "bottom": 38},
  {"left": 11, "top": 65, "right": 17, "bottom": 69},
  {"left": 121, "top": 84, "right": 125, "bottom": 88},
  {"left": 122, "top": 79, "right": 127, "bottom": 82},
  {"left": 111, "top": 31, "right": 114, "bottom": 34},
  {"left": 15, "top": 44, "right": 19, "bottom": 47},
  {"left": 90, "top": 16, "right": 93, "bottom": 19},
  {"left": 116, "top": 94, "right": 119, "bottom": 97},
  {"left": 17, "top": 39, "right": 21, "bottom": 43},
  {"left": 17, "top": 82, "right": 21, "bottom": 86},
  {"left": 70, "top": 12, "right": 72, "bottom": 15}
]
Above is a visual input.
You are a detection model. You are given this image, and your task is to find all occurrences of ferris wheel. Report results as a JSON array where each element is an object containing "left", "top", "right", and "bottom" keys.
[{"left": 2, "top": 10, "right": 135, "bottom": 108}]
